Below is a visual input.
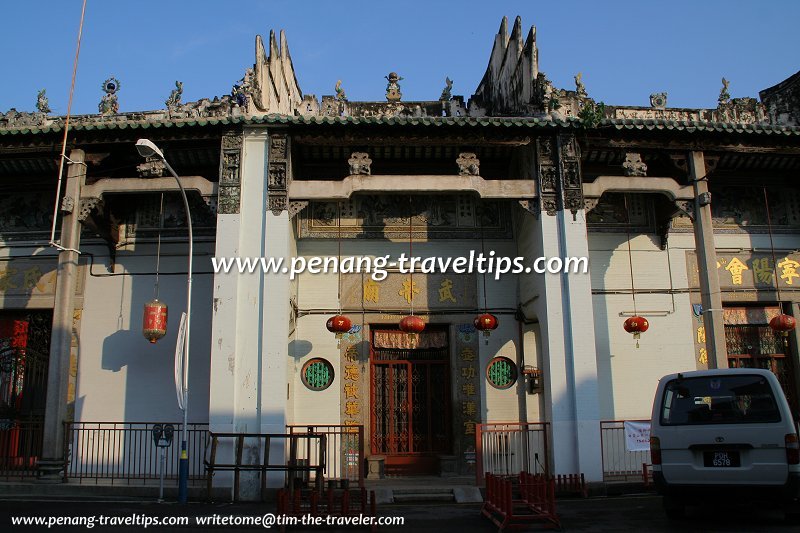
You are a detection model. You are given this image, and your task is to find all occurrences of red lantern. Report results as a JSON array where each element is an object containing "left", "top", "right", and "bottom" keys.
[
  {"left": 399, "top": 315, "right": 425, "bottom": 343},
  {"left": 769, "top": 314, "right": 796, "bottom": 337},
  {"left": 623, "top": 316, "right": 649, "bottom": 347},
  {"left": 474, "top": 313, "right": 499, "bottom": 337},
  {"left": 143, "top": 299, "right": 168, "bottom": 344},
  {"left": 326, "top": 315, "right": 352, "bottom": 339}
]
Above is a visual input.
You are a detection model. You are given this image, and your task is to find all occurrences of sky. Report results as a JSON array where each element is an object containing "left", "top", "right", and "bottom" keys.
[{"left": 1, "top": 1, "right": 799, "bottom": 116}]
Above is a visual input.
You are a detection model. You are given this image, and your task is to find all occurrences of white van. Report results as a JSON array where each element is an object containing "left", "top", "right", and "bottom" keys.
[{"left": 650, "top": 368, "right": 800, "bottom": 519}]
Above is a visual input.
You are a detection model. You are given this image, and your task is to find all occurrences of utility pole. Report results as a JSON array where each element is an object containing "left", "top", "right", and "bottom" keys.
[
  {"left": 38, "top": 149, "right": 86, "bottom": 481},
  {"left": 689, "top": 151, "right": 728, "bottom": 369}
]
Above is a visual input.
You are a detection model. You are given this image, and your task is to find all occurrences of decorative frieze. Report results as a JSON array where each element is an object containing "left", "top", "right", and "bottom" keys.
[
  {"left": 559, "top": 135, "right": 584, "bottom": 216},
  {"left": 299, "top": 196, "right": 512, "bottom": 240},
  {"left": 268, "top": 133, "right": 290, "bottom": 215},
  {"left": 536, "top": 137, "right": 558, "bottom": 216},
  {"left": 534, "top": 134, "right": 584, "bottom": 216},
  {"left": 218, "top": 131, "right": 243, "bottom": 214}
]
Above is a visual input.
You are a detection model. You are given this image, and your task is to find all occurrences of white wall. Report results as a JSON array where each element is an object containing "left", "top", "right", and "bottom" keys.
[
  {"left": 75, "top": 241, "right": 213, "bottom": 423},
  {"left": 589, "top": 228, "right": 800, "bottom": 421}
]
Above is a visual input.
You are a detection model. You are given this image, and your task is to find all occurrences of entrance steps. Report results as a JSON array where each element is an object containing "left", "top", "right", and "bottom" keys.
[
  {"left": 365, "top": 478, "right": 483, "bottom": 504},
  {"left": 392, "top": 487, "right": 456, "bottom": 503}
]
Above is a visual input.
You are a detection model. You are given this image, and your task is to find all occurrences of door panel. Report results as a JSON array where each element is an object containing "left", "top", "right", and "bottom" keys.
[{"left": 370, "top": 327, "right": 451, "bottom": 475}]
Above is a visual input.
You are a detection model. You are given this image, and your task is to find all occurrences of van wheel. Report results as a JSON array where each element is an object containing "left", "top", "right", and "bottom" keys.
[{"left": 663, "top": 496, "right": 685, "bottom": 520}]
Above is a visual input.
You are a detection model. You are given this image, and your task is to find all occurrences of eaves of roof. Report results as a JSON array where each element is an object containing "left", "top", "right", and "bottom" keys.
[{"left": 1, "top": 114, "right": 799, "bottom": 136}]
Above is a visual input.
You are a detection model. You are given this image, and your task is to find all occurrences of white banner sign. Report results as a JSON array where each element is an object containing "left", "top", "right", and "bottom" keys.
[
  {"left": 624, "top": 421, "right": 651, "bottom": 452},
  {"left": 174, "top": 312, "right": 187, "bottom": 411}
]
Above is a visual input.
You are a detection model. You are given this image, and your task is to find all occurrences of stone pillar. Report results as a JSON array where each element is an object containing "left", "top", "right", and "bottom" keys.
[
  {"left": 689, "top": 151, "right": 727, "bottom": 369},
  {"left": 523, "top": 136, "right": 602, "bottom": 481},
  {"left": 260, "top": 209, "right": 291, "bottom": 489},
  {"left": 208, "top": 129, "right": 291, "bottom": 500},
  {"left": 39, "top": 149, "right": 85, "bottom": 481},
  {"left": 208, "top": 132, "right": 243, "bottom": 497},
  {"left": 558, "top": 207, "right": 602, "bottom": 481}
]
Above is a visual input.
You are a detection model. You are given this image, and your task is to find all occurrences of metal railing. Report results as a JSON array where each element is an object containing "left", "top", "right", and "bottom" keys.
[
  {"left": 205, "top": 432, "right": 327, "bottom": 502},
  {"left": 0, "top": 419, "right": 43, "bottom": 480},
  {"left": 600, "top": 420, "right": 650, "bottom": 482},
  {"left": 63, "top": 422, "right": 209, "bottom": 484},
  {"left": 287, "top": 425, "right": 364, "bottom": 487},
  {"left": 476, "top": 422, "right": 549, "bottom": 485}
]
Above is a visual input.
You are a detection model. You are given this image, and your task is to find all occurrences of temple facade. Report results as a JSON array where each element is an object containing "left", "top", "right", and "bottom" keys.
[{"left": 1, "top": 17, "right": 799, "bottom": 498}]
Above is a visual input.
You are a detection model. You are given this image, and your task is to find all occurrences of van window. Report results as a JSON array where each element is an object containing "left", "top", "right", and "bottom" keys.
[{"left": 660, "top": 374, "right": 781, "bottom": 425}]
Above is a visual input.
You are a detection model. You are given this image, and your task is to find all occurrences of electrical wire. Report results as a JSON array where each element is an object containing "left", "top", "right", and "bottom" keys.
[
  {"left": 623, "top": 194, "right": 638, "bottom": 316},
  {"left": 408, "top": 195, "right": 414, "bottom": 316},
  {"left": 154, "top": 193, "right": 164, "bottom": 298},
  {"left": 49, "top": 0, "right": 88, "bottom": 253},
  {"left": 763, "top": 187, "right": 782, "bottom": 302}
]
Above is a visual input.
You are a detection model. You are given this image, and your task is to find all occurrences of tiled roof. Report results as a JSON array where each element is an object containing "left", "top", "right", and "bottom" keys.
[{"left": 1, "top": 113, "right": 799, "bottom": 136}]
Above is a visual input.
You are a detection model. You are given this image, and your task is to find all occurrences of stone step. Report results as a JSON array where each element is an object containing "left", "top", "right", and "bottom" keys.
[
  {"left": 392, "top": 487, "right": 456, "bottom": 494},
  {"left": 391, "top": 491, "right": 455, "bottom": 503}
]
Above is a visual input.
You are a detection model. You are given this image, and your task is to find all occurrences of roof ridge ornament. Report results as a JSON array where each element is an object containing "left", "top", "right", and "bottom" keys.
[
  {"left": 718, "top": 77, "right": 731, "bottom": 105},
  {"left": 440, "top": 77, "right": 453, "bottom": 101},
  {"left": 36, "top": 89, "right": 51, "bottom": 114},
  {"left": 99, "top": 77, "right": 120, "bottom": 116},
  {"left": 385, "top": 72, "right": 403, "bottom": 102},
  {"left": 574, "top": 72, "right": 587, "bottom": 99},
  {"left": 335, "top": 80, "right": 347, "bottom": 102},
  {"left": 165, "top": 81, "right": 183, "bottom": 111},
  {"left": 650, "top": 92, "right": 667, "bottom": 109}
]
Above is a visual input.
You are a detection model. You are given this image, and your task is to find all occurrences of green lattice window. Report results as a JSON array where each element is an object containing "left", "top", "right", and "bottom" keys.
[
  {"left": 301, "top": 358, "right": 335, "bottom": 391},
  {"left": 486, "top": 357, "right": 517, "bottom": 390}
]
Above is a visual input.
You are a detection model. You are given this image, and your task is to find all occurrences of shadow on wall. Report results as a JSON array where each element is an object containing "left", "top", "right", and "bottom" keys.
[
  {"left": 85, "top": 249, "right": 213, "bottom": 425},
  {"left": 589, "top": 230, "right": 666, "bottom": 421},
  {"left": 288, "top": 339, "right": 313, "bottom": 361}
]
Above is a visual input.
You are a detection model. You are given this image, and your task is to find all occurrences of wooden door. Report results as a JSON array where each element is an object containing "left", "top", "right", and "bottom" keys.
[{"left": 370, "top": 327, "right": 451, "bottom": 475}]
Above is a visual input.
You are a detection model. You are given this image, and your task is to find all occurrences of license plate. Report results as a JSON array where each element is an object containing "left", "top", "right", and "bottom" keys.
[{"left": 703, "top": 450, "right": 740, "bottom": 467}]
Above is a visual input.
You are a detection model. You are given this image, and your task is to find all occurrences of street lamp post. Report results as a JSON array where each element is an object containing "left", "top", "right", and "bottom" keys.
[{"left": 136, "top": 138, "right": 193, "bottom": 503}]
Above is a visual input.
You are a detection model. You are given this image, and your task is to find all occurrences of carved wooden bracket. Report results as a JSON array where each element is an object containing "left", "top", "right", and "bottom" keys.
[
  {"left": 674, "top": 199, "right": 695, "bottom": 221},
  {"left": 623, "top": 152, "right": 647, "bottom": 177},
  {"left": 348, "top": 152, "right": 372, "bottom": 175},
  {"left": 457, "top": 152, "right": 480, "bottom": 176},
  {"left": 668, "top": 154, "right": 688, "bottom": 173},
  {"left": 289, "top": 200, "right": 309, "bottom": 219},
  {"left": 136, "top": 157, "right": 166, "bottom": 178},
  {"left": 518, "top": 199, "right": 538, "bottom": 218},
  {"left": 584, "top": 197, "right": 600, "bottom": 213},
  {"left": 78, "top": 196, "right": 119, "bottom": 269}
]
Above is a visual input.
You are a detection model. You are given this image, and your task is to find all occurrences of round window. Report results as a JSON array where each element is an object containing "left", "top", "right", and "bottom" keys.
[
  {"left": 486, "top": 357, "right": 518, "bottom": 390},
  {"left": 301, "top": 358, "right": 335, "bottom": 391}
]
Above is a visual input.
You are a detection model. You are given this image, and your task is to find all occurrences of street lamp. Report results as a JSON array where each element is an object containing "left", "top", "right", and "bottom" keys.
[{"left": 136, "top": 138, "right": 193, "bottom": 504}]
